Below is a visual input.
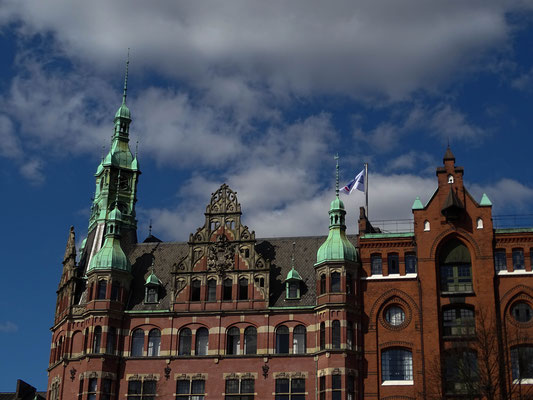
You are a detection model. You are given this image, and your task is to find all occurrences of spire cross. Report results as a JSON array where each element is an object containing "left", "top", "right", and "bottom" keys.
[
  {"left": 122, "top": 48, "right": 130, "bottom": 105},
  {"left": 291, "top": 242, "right": 296, "bottom": 270},
  {"left": 334, "top": 153, "right": 340, "bottom": 197},
  {"left": 149, "top": 219, "right": 153, "bottom": 236}
]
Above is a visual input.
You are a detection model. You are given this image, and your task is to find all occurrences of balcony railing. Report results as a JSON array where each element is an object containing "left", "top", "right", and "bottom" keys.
[
  {"left": 493, "top": 214, "right": 533, "bottom": 229},
  {"left": 368, "top": 219, "right": 414, "bottom": 233}
]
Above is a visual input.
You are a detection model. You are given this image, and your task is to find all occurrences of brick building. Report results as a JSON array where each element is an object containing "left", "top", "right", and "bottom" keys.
[{"left": 47, "top": 71, "right": 533, "bottom": 400}]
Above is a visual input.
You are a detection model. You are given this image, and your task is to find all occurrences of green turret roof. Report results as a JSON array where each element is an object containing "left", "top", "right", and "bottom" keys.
[
  {"left": 88, "top": 203, "right": 130, "bottom": 273},
  {"left": 145, "top": 270, "right": 161, "bottom": 285},
  {"left": 412, "top": 196, "right": 424, "bottom": 210},
  {"left": 480, "top": 193, "right": 492, "bottom": 206},
  {"left": 316, "top": 157, "right": 357, "bottom": 264},
  {"left": 285, "top": 267, "right": 303, "bottom": 281}
]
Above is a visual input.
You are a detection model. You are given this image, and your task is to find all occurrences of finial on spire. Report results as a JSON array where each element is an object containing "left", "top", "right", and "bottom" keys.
[
  {"left": 291, "top": 242, "right": 296, "bottom": 270},
  {"left": 122, "top": 48, "right": 130, "bottom": 105},
  {"left": 135, "top": 140, "right": 139, "bottom": 157},
  {"left": 149, "top": 219, "right": 153, "bottom": 236},
  {"left": 334, "top": 153, "right": 340, "bottom": 197}
]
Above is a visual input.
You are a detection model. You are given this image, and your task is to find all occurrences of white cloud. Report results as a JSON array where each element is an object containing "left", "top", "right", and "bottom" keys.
[
  {"left": 470, "top": 178, "right": 533, "bottom": 212},
  {"left": 428, "top": 104, "right": 485, "bottom": 143},
  {"left": 0, "top": 321, "right": 18, "bottom": 333},
  {"left": 1, "top": 1, "right": 528, "bottom": 102},
  {"left": 19, "top": 159, "right": 45, "bottom": 185}
]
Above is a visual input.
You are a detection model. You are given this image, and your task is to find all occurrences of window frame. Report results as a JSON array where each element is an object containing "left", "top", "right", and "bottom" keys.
[
  {"left": 388, "top": 253, "right": 399, "bottom": 275},
  {"left": 371, "top": 254, "right": 382, "bottom": 275},
  {"left": 405, "top": 253, "right": 417, "bottom": 274},
  {"left": 494, "top": 249, "right": 507, "bottom": 272},
  {"left": 276, "top": 325, "right": 290, "bottom": 354},
  {"left": 131, "top": 329, "right": 145, "bottom": 357},
  {"left": 226, "top": 327, "right": 240, "bottom": 355},
  {"left": 330, "top": 272, "right": 341, "bottom": 293},
  {"left": 147, "top": 329, "right": 161, "bottom": 357},
  {"left": 442, "top": 307, "right": 475, "bottom": 338},
  {"left": 195, "top": 327, "right": 209, "bottom": 356},
  {"left": 176, "top": 379, "right": 206, "bottom": 400},
  {"left": 381, "top": 348, "right": 413, "bottom": 383},
  {"left": 513, "top": 248, "right": 525, "bottom": 270},
  {"left": 275, "top": 377, "right": 305, "bottom": 400},
  {"left": 244, "top": 326, "right": 257, "bottom": 355},
  {"left": 332, "top": 320, "right": 341, "bottom": 349},
  {"left": 293, "top": 325, "right": 307, "bottom": 354},
  {"left": 178, "top": 328, "right": 192, "bottom": 356}
]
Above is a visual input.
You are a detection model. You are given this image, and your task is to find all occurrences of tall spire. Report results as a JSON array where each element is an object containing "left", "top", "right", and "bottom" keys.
[
  {"left": 334, "top": 153, "right": 340, "bottom": 198},
  {"left": 122, "top": 48, "right": 129, "bottom": 105}
]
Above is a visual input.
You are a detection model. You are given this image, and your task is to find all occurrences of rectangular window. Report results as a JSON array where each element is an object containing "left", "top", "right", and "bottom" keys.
[
  {"left": 127, "top": 380, "right": 156, "bottom": 399},
  {"left": 405, "top": 253, "right": 417, "bottom": 274},
  {"left": 176, "top": 379, "right": 205, "bottom": 400},
  {"left": 371, "top": 255, "right": 382, "bottom": 275},
  {"left": 207, "top": 280, "right": 217, "bottom": 301},
  {"left": 494, "top": 250, "right": 507, "bottom": 271},
  {"left": 511, "top": 346, "right": 533, "bottom": 380},
  {"left": 97, "top": 281, "right": 107, "bottom": 300},
  {"left": 319, "top": 377, "right": 326, "bottom": 400},
  {"left": 440, "top": 264, "right": 472, "bottom": 293},
  {"left": 442, "top": 308, "right": 475, "bottom": 337},
  {"left": 347, "top": 376, "right": 355, "bottom": 400},
  {"left": 111, "top": 282, "right": 120, "bottom": 301},
  {"left": 513, "top": 249, "right": 525, "bottom": 270},
  {"left": 223, "top": 280, "right": 233, "bottom": 301},
  {"left": 332, "top": 375, "right": 341, "bottom": 400},
  {"left": 101, "top": 378, "right": 112, "bottom": 400},
  {"left": 275, "top": 378, "right": 305, "bottom": 400},
  {"left": 388, "top": 253, "right": 399, "bottom": 275},
  {"left": 381, "top": 349, "right": 413, "bottom": 381},
  {"left": 225, "top": 379, "right": 254, "bottom": 400},
  {"left": 88, "top": 378, "right": 97, "bottom": 400}
]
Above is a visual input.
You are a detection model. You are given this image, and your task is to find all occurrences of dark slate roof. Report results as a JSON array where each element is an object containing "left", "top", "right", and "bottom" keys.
[{"left": 125, "top": 234, "right": 357, "bottom": 311}]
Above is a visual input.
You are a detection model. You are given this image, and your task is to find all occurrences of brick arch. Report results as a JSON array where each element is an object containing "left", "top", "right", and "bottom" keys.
[
  {"left": 429, "top": 229, "right": 481, "bottom": 261},
  {"left": 129, "top": 323, "right": 162, "bottom": 332},
  {"left": 368, "top": 288, "right": 420, "bottom": 328},
  {"left": 70, "top": 330, "right": 83, "bottom": 356}
]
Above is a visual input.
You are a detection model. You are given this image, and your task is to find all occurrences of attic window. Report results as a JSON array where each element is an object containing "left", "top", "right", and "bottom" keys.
[
  {"left": 448, "top": 175, "right": 454, "bottom": 184},
  {"left": 286, "top": 281, "right": 300, "bottom": 299},
  {"left": 145, "top": 287, "right": 158, "bottom": 303}
]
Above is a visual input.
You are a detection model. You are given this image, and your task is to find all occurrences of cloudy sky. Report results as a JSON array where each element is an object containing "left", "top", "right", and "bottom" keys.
[{"left": 1, "top": 0, "right": 533, "bottom": 391}]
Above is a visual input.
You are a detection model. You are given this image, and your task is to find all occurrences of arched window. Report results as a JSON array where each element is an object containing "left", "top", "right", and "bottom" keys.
[
  {"left": 83, "top": 328, "right": 89, "bottom": 354},
  {"left": 347, "top": 322, "right": 354, "bottom": 350},
  {"left": 320, "top": 322, "right": 326, "bottom": 350},
  {"left": 511, "top": 346, "right": 533, "bottom": 380},
  {"left": 424, "top": 220, "right": 430, "bottom": 231},
  {"left": 56, "top": 337, "right": 63, "bottom": 361},
  {"left": 207, "top": 279, "right": 217, "bottom": 301},
  {"left": 97, "top": 280, "right": 107, "bottom": 300},
  {"left": 448, "top": 174, "right": 454, "bottom": 184},
  {"left": 276, "top": 325, "right": 289, "bottom": 354},
  {"left": 476, "top": 218, "right": 483, "bottom": 229},
  {"left": 196, "top": 327, "right": 209, "bottom": 356},
  {"left": 439, "top": 239, "right": 472, "bottom": 293},
  {"left": 148, "top": 329, "right": 161, "bottom": 357},
  {"left": 227, "top": 327, "right": 240, "bottom": 355},
  {"left": 106, "top": 327, "right": 116, "bottom": 354},
  {"left": 330, "top": 272, "right": 340, "bottom": 292},
  {"left": 443, "top": 307, "right": 475, "bottom": 337},
  {"left": 178, "top": 328, "right": 192, "bottom": 356},
  {"left": 293, "top": 325, "right": 306, "bottom": 354},
  {"left": 190, "top": 280, "right": 201, "bottom": 302},
  {"left": 332, "top": 320, "right": 341, "bottom": 349},
  {"left": 320, "top": 274, "right": 326, "bottom": 294},
  {"left": 346, "top": 273, "right": 353, "bottom": 294},
  {"left": 131, "top": 329, "right": 144, "bottom": 357},
  {"left": 382, "top": 348, "right": 413, "bottom": 382},
  {"left": 443, "top": 349, "right": 478, "bottom": 394},
  {"left": 93, "top": 326, "right": 102, "bottom": 354},
  {"left": 244, "top": 326, "right": 257, "bottom": 355},
  {"left": 223, "top": 278, "right": 233, "bottom": 301},
  {"left": 239, "top": 278, "right": 248, "bottom": 300}
]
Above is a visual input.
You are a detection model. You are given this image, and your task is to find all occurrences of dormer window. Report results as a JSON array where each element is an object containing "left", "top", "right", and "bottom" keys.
[
  {"left": 144, "top": 268, "right": 161, "bottom": 304},
  {"left": 145, "top": 287, "right": 158, "bottom": 303},
  {"left": 448, "top": 174, "right": 454, "bottom": 184},
  {"left": 287, "top": 282, "right": 300, "bottom": 299}
]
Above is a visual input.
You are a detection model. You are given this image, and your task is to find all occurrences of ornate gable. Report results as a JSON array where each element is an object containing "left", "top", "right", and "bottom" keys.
[{"left": 172, "top": 184, "right": 270, "bottom": 306}]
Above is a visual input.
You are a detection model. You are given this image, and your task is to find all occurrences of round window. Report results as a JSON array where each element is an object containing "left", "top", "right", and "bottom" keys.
[
  {"left": 511, "top": 302, "right": 532, "bottom": 323},
  {"left": 385, "top": 306, "right": 405, "bottom": 326}
]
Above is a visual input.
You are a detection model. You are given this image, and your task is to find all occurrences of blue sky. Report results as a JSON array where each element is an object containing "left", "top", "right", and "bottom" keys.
[{"left": 1, "top": 1, "right": 533, "bottom": 392}]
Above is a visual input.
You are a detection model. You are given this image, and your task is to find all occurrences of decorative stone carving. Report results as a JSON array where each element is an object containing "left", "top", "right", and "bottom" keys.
[{"left": 207, "top": 235, "right": 236, "bottom": 274}]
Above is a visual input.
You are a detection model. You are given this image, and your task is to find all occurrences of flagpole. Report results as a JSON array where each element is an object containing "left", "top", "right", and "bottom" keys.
[{"left": 365, "top": 163, "right": 369, "bottom": 219}]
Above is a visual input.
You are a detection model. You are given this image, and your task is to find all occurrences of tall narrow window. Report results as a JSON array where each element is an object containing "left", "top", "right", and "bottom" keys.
[
  {"left": 381, "top": 348, "right": 413, "bottom": 382},
  {"left": 346, "top": 273, "right": 353, "bottom": 294},
  {"left": 179, "top": 328, "right": 192, "bottom": 356},
  {"left": 332, "top": 320, "right": 341, "bottom": 349},
  {"left": 244, "top": 326, "right": 257, "bottom": 355},
  {"left": 347, "top": 376, "right": 355, "bottom": 400},
  {"left": 101, "top": 378, "right": 112, "bottom": 400},
  {"left": 93, "top": 326, "right": 102, "bottom": 354},
  {"left": 145, "top": 287, "right": 158, "bottom": 303},
  {"left": 88, "top": 378, "right": 97, "bottom": 400},
  {"left": 405, "top": 253, "right": 417, "bottom": 274},
  {"left": 106, "top": 327, "right": 116, "bottom": 354},
  {"left": 276, "top": 325, "right": 290, "bottom": 354},
  {"left": 111, "top": 282, "right": 120, "bottom": 301},
  {"left": 513, "top": 248, "right": 525, "bottom": 270},
  {"left": 347, "top": 322, "right": 354, "bottom": 350},
  {"left": 320, "top": 274, "right": 326, "bottom": 294},
  {"left": 388, "top": 253, "right": 399, "bottom": 275},
  {"left": 147, "top": 329, "right": 161, "bottom": 357},
  {"left": 227, "top": 327, "right": 240, "bottom": 355},
  {"left": 319, "top": 376, "right": 326, "bottom": 400},
  {"left": 97, "top": 280, "right": 107, "bottom": 300},
  {"left": 239, "top": 278, "right": 248, "bottom": 300},
  {"left": 131, "top": 329, "right": 144, "bottom": 357},
  {"left": 332, "top": 375, "right": 342, "bottom": 400},
  {"left": 320, "top": 322, "right": 326, "bottom": 350},
  {"left": 78, "top": 379, "right": 84, "bottom": 400},
  {"left": 196, "top": 327, "right": 209, "bottom": 356},
  {"left": 207, "top": 279, "right": 217, "bottom": 301},
  {"left": 190, "top": 280, "right": 201, "bottom": 301},
  {"left": 223, "top": 279, "right": 233, "bottom": 301},
  {"left": 371, "top": 254, "right": 382, "bottom": 275},
  {"left": 330, "top": 272, "right": 341, "bottom": 292},
  {"left": 439, "top": 239, "right": 472, "bottom": 293},
  {"left": 293, "top": 325, "right": 306, "bottom": 354}
]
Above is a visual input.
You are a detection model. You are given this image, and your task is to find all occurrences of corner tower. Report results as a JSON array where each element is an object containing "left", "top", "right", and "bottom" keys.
[{"left": 85, "top": 56, "right": 140, "bottom": 269}]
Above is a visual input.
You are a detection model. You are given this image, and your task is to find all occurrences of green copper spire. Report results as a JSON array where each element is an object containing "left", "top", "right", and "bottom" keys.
[
  {"left": 412, "top": 196, "right": 424, "bottom": 210},
  {"left": 316, "top": 155, "right": 357, "bottom": 265},
  {"left": 286, "top": 242, "right": 303, "bottom": 282},
  {"left": 88, "top": 177, "right": 131, "bottom": 273},
  {"left": 114, "top": 49, "right": 131, "bottom": 121},
  {"left": 480, "top": 193, "right": 492, "bottom": 206}
]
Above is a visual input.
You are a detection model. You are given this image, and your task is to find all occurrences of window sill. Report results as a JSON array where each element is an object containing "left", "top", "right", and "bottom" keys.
[
  {"left": 382, "top": 380, "right": 414, "bottom": 386},
  {"left": 513, "top": 379, "right": 533, "bottom": 385},
  {"left": 497, "top": 270, "right": 533, "bottom": 276},
  {"left": 440, "top": 291, "right": 475, "bottom": 296},
  {"left": 363, "top": 274, "right": 417, "bottom": 281}
]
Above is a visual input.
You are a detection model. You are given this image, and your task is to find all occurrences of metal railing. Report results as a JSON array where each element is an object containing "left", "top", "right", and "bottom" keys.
[
  {"left": 492, "top": 214, "right": 533, "bottom": 229},
  {"left": 367, "top": 219, "right": 414, "bottom": 233}
]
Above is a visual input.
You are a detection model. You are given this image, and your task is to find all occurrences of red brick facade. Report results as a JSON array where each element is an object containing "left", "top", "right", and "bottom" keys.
[{"left": 47, "top": 150, "right": 533, "bottom": 400}]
